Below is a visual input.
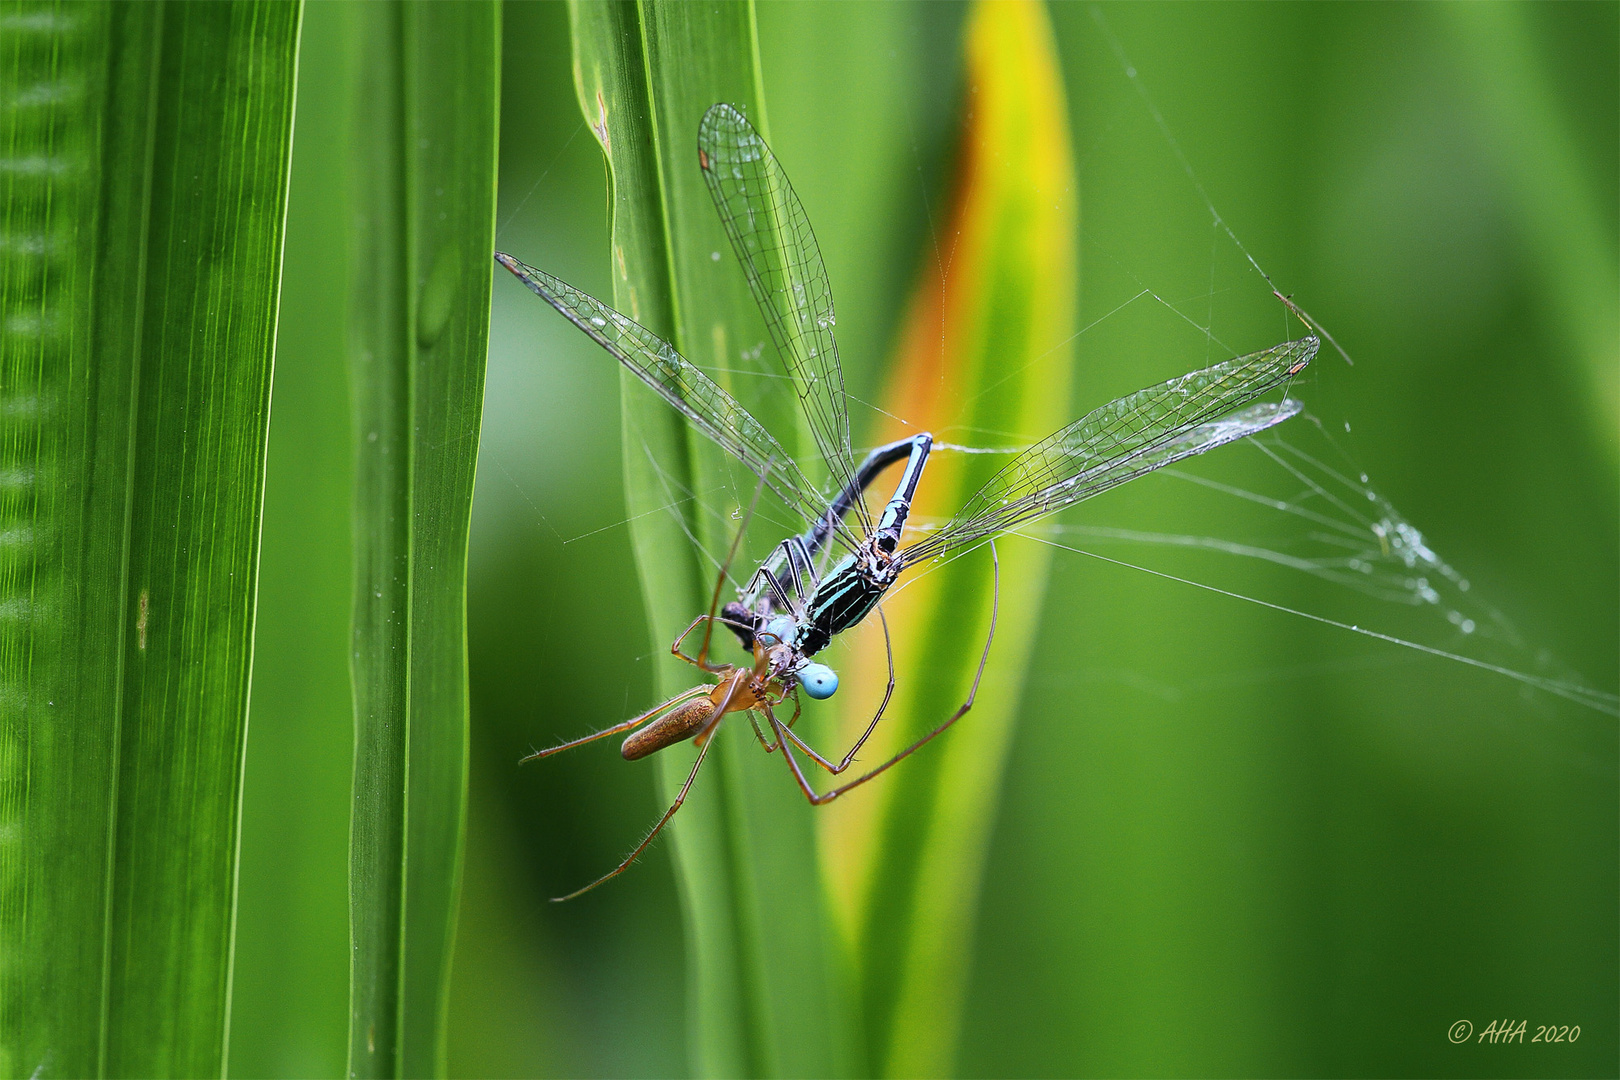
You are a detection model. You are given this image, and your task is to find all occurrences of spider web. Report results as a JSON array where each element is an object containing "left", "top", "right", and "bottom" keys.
[{"left": 858, "top": 9, "right": 1618, "bottom": 725}]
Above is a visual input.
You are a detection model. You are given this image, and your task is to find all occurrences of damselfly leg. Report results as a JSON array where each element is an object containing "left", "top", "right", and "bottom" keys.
[
  {"left": 766, "top": 544, "right": 999, "bottom": 805},
  {"left": 679, "top": 534, "right": 814, "bottom": 672},
  {"left": 766, "top": 605, "right": 898, "bottom": 775}
]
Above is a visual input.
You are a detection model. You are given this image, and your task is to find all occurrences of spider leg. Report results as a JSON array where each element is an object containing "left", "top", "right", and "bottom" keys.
[
  {"left": 683, "top": 459, "right": 773, "bottom": 670},
  {"left": 745, "top": 688, "right": 801, "bottom": 753},
  {"left": 522, "top": 684, "right": 710, "bottom": 762},
  {"left": 746, "top": 710, "right": 780, "bottom": 753},
  {"left": 550, "top": 721, "right": 719, "bottom": 901},
  {"left": 768, "top": 543, "right": 999, "bottom": 805},
  {"left": 777, "top": 605, "right": 897, "bottom": 774},
  {"left": 673, "top": 614, "right": 739, "bottom": 673}
]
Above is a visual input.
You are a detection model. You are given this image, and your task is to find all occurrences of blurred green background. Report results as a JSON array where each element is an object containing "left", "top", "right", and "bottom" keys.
[{"left": 232, "top": 2, "right": 1617, "bottom": 1077}]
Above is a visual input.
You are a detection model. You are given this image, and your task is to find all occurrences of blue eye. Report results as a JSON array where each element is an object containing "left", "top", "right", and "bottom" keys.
[
  {"left": 761, "top": 615, "right": 795, "bottom": 645},
  {"left": 798, "top": 663, "right": 838, "bottom": 700}
]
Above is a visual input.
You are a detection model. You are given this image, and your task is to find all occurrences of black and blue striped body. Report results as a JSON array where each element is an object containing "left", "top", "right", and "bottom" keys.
[
  {"left": 793, "top": 432, "right": 930, "bottom": 656},
  {"left": 724, "top": 432, "right": 931, "bottom": 658},
  {"left": 794, "top": 553, "right": 890, "bottom": 656}
]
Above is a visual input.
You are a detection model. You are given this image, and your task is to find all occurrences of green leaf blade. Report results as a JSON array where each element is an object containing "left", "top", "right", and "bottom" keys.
[
  {"left": 345, "top": 4, "right": 499, "bottom": 1077},
  {"left": 825, "top": 5, "right": 1081, "bottom": 1075},
  {"left": 0, "top": 5, "right": 139, "bottom": 1074},
  {"left": 108, "top": 4, "right": 302, "bottom": 1073},
  {"left": 565, "top": 2, "right": 852, "bottom": 1075},
  {"left": 0, "top": 1, "right": 300, "bottom": 1075}
]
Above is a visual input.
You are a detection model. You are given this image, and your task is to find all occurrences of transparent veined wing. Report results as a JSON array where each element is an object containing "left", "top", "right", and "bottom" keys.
[
  {"left": 496, "top": 253, "right": 832, "bottom": 529},
  {"left": 899, "top": 336, "right": 1318, "bottom": 566},
  {"left": 697, "top": 103, "right": 862, "bottom": 529}
]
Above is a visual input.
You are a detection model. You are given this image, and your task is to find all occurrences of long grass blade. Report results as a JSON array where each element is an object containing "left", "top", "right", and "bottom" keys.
[
  {"left": 820, "top": 4, "right": 1080, "bottom": 1075},
  {"left": 565, "top": 1, "right": 854, "bottom": 1074},
  {"left": 0, "top": 2, "right": 299, "bottom": 1074},
  {"left": 1436, "top": 3, "right": 1619, "bottom": 474},
  {"left": 345, "top": 4, "right": 500, "bottom": 1077},
  {"left": 228, "top": 4, "right": 361, "bottom": 1071}
]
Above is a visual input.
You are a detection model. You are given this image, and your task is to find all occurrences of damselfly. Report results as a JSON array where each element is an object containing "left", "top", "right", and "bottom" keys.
[{"left": 497, "top": 102, "right": 1315, "bottom": 899}]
